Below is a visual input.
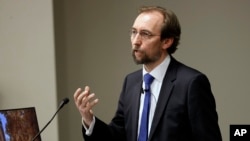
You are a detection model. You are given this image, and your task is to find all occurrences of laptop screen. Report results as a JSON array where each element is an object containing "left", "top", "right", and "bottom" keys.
[{"left": 0, "top": 107, "right": 41, "bottom": 141}]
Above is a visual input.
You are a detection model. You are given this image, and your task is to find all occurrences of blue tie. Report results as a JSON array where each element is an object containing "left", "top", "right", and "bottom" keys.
[{"left": 138, "top": 73, "right": 154, "bottom": 141}]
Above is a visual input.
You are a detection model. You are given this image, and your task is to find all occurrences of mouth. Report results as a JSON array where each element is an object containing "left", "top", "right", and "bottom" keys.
[
  {"left": 133, "top": 49, "right": 141, "bottom": 55},
  {"left": 132, "top": 47, "right": 141, "bottom": 53},
  {"left": 133, "top": 48, "right": 145, "bottom": 59},
  {"left": 133, "top": 49, "right": 139, "bottom": 53}
]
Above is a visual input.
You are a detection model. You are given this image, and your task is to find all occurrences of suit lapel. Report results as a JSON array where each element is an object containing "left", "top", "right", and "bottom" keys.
[
  {"left": 148, "top": 57, "right": 178, "bottom": 140},
  {"left": 126, "top": 72, "right": 142, "bottom": 141},
  {"left": 131, "top": 80, "right": 143, "bottom": 140}
]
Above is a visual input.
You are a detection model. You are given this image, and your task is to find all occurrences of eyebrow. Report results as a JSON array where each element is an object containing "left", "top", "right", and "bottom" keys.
[{"left": 131, "top": 28, "right": 153, "bottom": 33}]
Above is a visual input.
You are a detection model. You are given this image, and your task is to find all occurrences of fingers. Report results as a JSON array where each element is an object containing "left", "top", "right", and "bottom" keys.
[
  {"left": 73, "top": 86, "right": 99, "bottom": 110},
  {"left": 73, "top": 86, "right": 99, "bottom": 126},
  {"left": 85, "top": 96, "right": 99, "bottom": 110},
  {"left": 73, "top": 88, "right": 82, "bottom": 104},
  {"left": 74, "top": 86, "right": 89, "bottom": 106}
]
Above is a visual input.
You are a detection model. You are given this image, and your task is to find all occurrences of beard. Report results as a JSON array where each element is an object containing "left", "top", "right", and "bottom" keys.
[{"left": 132, "top": 48, "right": 162, "bottom": 65}]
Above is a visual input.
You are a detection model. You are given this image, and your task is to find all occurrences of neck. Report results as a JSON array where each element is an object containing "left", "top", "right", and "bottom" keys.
[{"left": 144, "top": 54, "right": 168, "bottom": 72}]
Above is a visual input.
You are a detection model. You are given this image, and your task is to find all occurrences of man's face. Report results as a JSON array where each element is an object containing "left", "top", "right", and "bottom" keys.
[{"left": 131, "top": 11, "right": 166, "bottom": 66}]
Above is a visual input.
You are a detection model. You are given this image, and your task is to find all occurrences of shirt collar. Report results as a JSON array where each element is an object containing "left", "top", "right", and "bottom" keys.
[{"left": 143, "top": 55, "right": 171, "bottom": 82}]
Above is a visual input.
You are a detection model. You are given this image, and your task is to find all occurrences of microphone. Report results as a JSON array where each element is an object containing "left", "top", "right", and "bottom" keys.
[
  {"left": 140, "top": 88, "right": 149, "bottom": 93},
  {"left": 32, "top": 97, "right": 69, "bottom": 141}
]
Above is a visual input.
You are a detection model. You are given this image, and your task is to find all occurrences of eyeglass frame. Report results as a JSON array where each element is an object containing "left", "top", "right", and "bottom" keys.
[{"left": 130, "top": 29, "right": 161, "bottom": 40}]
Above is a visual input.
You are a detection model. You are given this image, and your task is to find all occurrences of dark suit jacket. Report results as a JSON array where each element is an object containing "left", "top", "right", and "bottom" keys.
[{"left": 83, "top": 56, "right": 222, "bottom": 141}]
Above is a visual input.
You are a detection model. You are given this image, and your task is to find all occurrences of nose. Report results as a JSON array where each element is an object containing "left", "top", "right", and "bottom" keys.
[{"left": 131, "top": 33, "right": 142, "bottom": 46}]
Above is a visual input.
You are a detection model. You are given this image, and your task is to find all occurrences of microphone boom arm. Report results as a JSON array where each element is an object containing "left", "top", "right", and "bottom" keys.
[{"left": 32, "top": 98, "right": 69, "bottom": 141}]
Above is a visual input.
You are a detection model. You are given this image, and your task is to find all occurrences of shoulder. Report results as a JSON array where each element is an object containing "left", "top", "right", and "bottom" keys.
[
  {"left": 124, "top": 69, "right": 142, "bottom": 82},
  {"left": 170, "top": 57, "right": 209, "bottom": 81}
]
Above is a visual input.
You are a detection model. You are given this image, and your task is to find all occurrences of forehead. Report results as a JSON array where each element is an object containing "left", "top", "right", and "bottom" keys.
[{"left": 132, "top": 11, "right": 164, "bottom": 32}]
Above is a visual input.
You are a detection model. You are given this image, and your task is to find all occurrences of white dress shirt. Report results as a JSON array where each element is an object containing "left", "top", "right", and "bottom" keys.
[{"left": 139, "top": 55, "right": 170, "bottom": 136}]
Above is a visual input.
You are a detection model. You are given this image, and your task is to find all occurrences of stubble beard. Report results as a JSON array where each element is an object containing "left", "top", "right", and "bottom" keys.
[{"left": 132, "top": 49, "right": 162, "bottom": 65}]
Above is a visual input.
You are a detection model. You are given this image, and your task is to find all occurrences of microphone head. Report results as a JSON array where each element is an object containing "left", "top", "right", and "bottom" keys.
[
  {"left": 59, "top": 97, "right": 70, "bottom": 108},
  {"left": 63, "top": 97, "right": 70, "bottom": 104}
]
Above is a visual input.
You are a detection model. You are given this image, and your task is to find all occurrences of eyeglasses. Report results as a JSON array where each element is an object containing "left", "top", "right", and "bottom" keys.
[{"left": 130, "top": 29, "right": 160, "bottom": 40}]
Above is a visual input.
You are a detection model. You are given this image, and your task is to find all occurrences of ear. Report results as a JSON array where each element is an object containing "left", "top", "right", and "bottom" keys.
[{"left": 162, "top": 38, "right": 174, "bottom": 50}]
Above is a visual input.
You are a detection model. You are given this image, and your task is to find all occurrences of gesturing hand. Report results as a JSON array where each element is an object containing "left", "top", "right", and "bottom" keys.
[{"left": 74, "top": 86, "right": 99, "bottom": 127}]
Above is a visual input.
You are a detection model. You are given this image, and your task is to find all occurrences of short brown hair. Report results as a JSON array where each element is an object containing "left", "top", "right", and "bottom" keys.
[{"left": 139, "top": 6, "right": 181, "bottom": 54}]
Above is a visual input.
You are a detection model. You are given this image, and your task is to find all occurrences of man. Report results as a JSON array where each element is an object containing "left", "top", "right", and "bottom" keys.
[{"left": 74, "top": 6, "right": 222, "bottom": 141}]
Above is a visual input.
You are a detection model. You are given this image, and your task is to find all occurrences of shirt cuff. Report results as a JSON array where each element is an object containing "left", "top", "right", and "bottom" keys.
[{"left": 82, "top": 116, "right": 96, "bottom": 136}]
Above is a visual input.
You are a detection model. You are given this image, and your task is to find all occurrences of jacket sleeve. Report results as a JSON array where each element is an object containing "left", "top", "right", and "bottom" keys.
[
  {"left": 187, "top": 74, "right": 222, "bottom": 141},
  {"left": 82, "top": 117, "right": 126, "bottom": 141}
]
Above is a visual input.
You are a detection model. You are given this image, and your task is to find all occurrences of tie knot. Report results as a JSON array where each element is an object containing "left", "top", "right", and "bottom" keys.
[{"left": 144, "top": 73, "right": 154, "bottom": 85}]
